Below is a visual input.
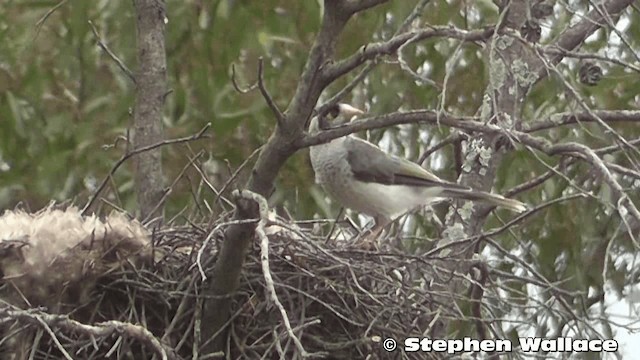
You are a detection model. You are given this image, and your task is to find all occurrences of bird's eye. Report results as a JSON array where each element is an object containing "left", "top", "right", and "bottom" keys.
[{"left": 327, "top": 107, "right": 340, "bottom": 120}]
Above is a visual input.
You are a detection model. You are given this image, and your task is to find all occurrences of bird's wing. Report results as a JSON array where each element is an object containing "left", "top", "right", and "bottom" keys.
[{"left": 344, "top": 136, "right": 470, "bottom": 190}]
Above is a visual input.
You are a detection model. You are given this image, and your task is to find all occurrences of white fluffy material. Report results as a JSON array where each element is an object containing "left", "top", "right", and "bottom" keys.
[{"left": 0, "top": 206, "right": 151, "bottom": 308}]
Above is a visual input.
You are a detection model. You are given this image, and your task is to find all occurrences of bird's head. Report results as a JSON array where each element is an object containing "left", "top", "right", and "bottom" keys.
[
  {"left": 309, "top": 103, "right": 365, "bottom": 133},
  {"left": 326, "top": 103, "right": 365, "bottom": 126}
]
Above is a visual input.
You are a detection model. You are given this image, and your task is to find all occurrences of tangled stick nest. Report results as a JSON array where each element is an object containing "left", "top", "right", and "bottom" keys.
[{"left": 0, "top": 202, "right": 492, "bottom": 360}]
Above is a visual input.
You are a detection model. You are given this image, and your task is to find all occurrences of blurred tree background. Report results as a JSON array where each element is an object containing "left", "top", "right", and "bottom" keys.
[
  {"left": 1, "top": 0, "right": 640, "bottom": 356},
  {"left": 0, "top": 0, "right": 324, "bottom": 215}
]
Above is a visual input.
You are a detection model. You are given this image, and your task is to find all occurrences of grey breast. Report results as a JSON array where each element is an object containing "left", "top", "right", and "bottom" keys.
[{"left": 309, "top": 138, "right": 355, "bottom": 199}]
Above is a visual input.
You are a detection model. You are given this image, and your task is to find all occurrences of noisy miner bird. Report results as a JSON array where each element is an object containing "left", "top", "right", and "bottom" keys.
[{"left": 309, "top": 103, "right": 526, "bottom": 232}]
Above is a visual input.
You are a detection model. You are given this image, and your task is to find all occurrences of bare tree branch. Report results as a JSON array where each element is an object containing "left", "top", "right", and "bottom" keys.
[
  {"left": 0, "top": 304, "right": 179, "bottom": 360},
  {"left": 88, "top": 20, "right": 136, "bottom": 84},
  {"left": 229, "top": 58, "right": 285, "bottom": 128},
  {"left": 33, "top": 0, "right": 67, "bottom": 41},
  {"left": 606, "top": 161, "right": 640, "bottom": 181},
  {"left": 518, "top": 138, "right": 640, "bottom": 228},
  {"left": 300, "top": 109, "right": 640, "bottom": 147},
  {"left": 83, "top": 124, "right": 210, "bottom": 216},
  {"left": 230, "top": 63, "right": 258, "bottom": 94},
  {"left": 547, "top": 0, "right": 634, "bottom": 69},
  {"left": 324, "top": 26, "right": 493, "bottom": 84},
  {"left": 397, "top": 33, "right": 441, "bottom": 88},
  {"left": 316, "top": 0, "right": 434, "bottom": 116},
  {"left": 299, "top": 111, "right": 477, "bottom": 147},
  {"left": 257, "top": 57, "right": 286, "bottom": 129},
  {"left": 542, "top": 46, "right": 640, "bottom": 73},
  {"left": 396, "top": 0, "right": 433, "bottom": 33},
  {"left": 418, "top": 132, "right": 466, "bottom": 165},
  {"left": 524, "top": 110, "right": 640, "bottom": 132},
  {"left": 316, "top": 62, "right": 374, "bottom": 118},
  {"left": 533, "top": 47, "right": 640, "bottom": 159},
  {"left": 505, "top": 158, "right": 573, "bottom": 197}
]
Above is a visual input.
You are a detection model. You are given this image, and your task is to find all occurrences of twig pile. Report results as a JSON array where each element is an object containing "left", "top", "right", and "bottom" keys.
[{"left": 0, "top": 202, "right": 523, "bottom": 360}]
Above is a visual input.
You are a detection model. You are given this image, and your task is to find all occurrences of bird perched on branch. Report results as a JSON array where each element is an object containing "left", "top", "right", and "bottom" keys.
[{"left": 309, "top": 103, "right": 526, "bottom": 235}]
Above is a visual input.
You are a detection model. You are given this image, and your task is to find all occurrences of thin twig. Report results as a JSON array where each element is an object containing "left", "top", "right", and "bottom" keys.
[
  {"left": 397, "top": 33, "right": 440, "bottom": 88},
  {"left": 316, "top": 63, "right": 374, "bottom": 117},
  {"left": 34, "top": 0, "right": 67, "bottom": 40},
  {"left": 257, "top": 57, "right": 286, "bottom": 128},
  {"left": 88, "top": 20, "right": 136, "bottom": 84},
  {"left": 230, "top": 64, "right": 258, "bottom": 94},
  {"left": 418, "top": 132, "right": 466, "bottom": 165},
  {"left": 316, "top": 0, "right": 433, "bottom": 116},
  {"left": 83, "top": 123, "right": 210, "bottom": 216},
  {"left": 37, "top": 317, "right": 73, "bottom": 360},
  {"left": 0, "top": 304, "right": 176, "bottom": 360},
  {"left": 323, "top": 26, "right": 494, "bottom": 83},
  {"left": 142, "top": 151, "right": 207, "bottom": 224},
  {"left": 523, "top": 110, "right": 640, "bottom": 133},
  {"left": 208, "top": 145, "right": 263, "bottom": 229}
]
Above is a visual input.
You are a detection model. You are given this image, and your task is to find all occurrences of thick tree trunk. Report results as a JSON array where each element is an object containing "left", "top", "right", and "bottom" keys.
[{"left": 133, "top": 0, "right": 167, "bottom": 223}]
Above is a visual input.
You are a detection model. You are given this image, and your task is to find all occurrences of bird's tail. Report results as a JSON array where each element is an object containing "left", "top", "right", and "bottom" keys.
[{"left": 441, "top": 188, "right": 527, "bottom": 213}]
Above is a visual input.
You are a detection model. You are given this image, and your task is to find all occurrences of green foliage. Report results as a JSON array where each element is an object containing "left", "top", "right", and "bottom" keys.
[{"left": 0, "top": 0, "right": 322, "bottom": 212}]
